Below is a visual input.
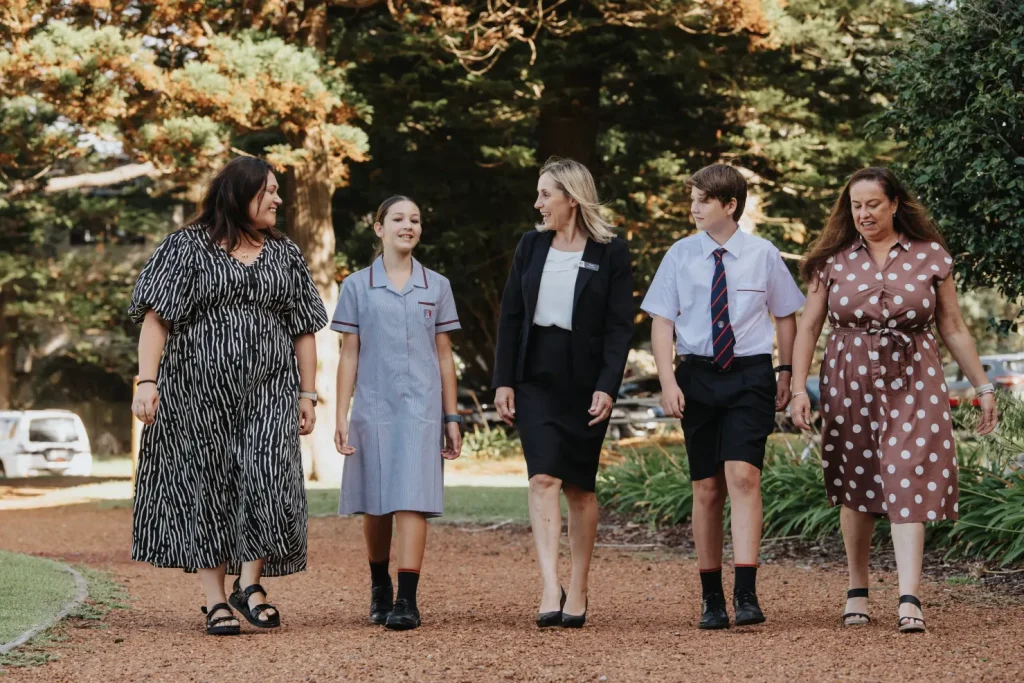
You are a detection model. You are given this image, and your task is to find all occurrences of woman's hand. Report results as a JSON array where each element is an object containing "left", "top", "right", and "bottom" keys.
[
  {"left": 298, "top": 397, "right": 316, "bottom": 435},
  {"left": 660, "top": 382, "right": 685, "bottom": 418},
  {"left": 588, "top": 391, "right": 614, "bottom": 427},
  {"left": 335, "top": 415, "right": 356, "bottom": 455},
  {"left": 790, "top": 392, "right": 813, "bottom": 431},
  {"left": 976, "top": 392, "right": 999, "bottom": 436},
  {"left": 442, "top": 422, "right": 462, "bottom": 460},
  {"left": 132, "top": 383, "right": 160, "bottom": 424},
  {"left": 495, "top": 386, "right": 516, "bottom": 425}
]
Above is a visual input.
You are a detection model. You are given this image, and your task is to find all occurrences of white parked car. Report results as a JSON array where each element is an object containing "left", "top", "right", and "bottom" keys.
[{"left": 0, "top": 410, "right": 93, "bottom": 478}]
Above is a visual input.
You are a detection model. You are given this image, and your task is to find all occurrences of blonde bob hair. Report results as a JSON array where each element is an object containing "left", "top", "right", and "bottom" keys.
[{"left": 536, "top": 157, "right": 615, "bottom": 244}]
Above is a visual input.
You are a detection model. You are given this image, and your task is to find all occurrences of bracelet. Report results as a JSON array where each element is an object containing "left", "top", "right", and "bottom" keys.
[
  {"left": 137, "top": 379, "right": 157, "bottom": 386},
  {"left": 975, "top": 383, "right": 995, "bottom": 396},
  {"left": 775, "top": 365, "right": 793, "bottom": 374},
  {"left": 791, "top": 391, "right": 807, "bottom": 398}
]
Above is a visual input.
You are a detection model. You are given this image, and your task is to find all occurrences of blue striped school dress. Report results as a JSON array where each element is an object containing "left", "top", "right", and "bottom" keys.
[
  {"left": 128, "top": 225, "right": 328, "bottom": 576},
  {"left": 331, "top": 256, "right": 461, "bottom": 517}
]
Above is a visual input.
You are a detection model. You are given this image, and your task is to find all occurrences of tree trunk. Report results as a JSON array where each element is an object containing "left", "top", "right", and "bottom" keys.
[
  {"left": 285, "top": 132, "right": 342, "bottom": 484},
  {"left": 0, "top": 309, "right": 16, "bottom": 410},
  {"left": 537, "top": 65, "right": 602, "bottom": 166}
]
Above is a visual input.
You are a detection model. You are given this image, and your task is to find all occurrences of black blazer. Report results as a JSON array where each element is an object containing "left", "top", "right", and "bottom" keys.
[{"left": 492, "top": 230, "right": 634, "bottom": 397}]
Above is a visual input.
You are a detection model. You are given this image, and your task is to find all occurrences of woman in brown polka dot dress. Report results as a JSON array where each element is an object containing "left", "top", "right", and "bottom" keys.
[{"left": 790, "top": 167, "right": 998, "bottom": 633}]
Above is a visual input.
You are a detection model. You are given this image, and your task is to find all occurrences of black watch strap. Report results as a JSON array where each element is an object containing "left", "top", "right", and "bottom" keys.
[
  {"left": 775, "top": 365, "right": 793, "bottom": 373},
  {"left": 443, "top": 414, "right": 462, "bottom": 424}
]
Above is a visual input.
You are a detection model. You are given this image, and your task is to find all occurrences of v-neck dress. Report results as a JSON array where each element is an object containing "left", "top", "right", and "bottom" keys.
[
  {"left": 128, "top": 225, "right": 328, "bottom": 576},
  {"left": 330, "top": 256, "right": 461, "bottom": 517},
  {"left": 816, "top": 235, "right": 958, "bottom": 523}
]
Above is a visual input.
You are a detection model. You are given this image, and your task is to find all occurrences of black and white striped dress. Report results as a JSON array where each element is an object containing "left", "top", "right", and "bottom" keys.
[{"left": 128, "top": 225, "right": 328, "bottom": 577}]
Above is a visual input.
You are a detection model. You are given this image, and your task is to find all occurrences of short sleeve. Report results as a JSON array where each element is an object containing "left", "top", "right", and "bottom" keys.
[
  {"left": 930, "top": 242, "right": 954, "bottom": 284},
  {"left": 766, "top": 250, "right": 806, "bottom": 317},
  {"left": 640, "top": 246, "right": 680, "bottom": 321},
  {"left": 283, "top": 242, "right": 329, "bottom": 337},
  {"left": 435, "top": 278, "right": 461, "bottom": 334},
  {"left": 128, "top": 231, "right": 195, "bottom": 330},
  {"left": 330, "top": 275, "right": 361, "bottom": 334},
  {"left": 815, "top": 256, "right": 834, "bottom": 288}
]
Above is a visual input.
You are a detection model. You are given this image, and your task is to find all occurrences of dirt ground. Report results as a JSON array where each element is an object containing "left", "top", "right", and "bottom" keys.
[{"left": 2, "top": 505, "right": 1024, "bottom": 682}]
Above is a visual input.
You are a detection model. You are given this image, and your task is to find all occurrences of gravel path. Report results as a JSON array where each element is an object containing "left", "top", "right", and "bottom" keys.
[{"left": 2, "top": 505, "right": 1023, "bottom": 682}]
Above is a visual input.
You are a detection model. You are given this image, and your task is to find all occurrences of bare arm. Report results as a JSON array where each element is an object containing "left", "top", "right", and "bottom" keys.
[
  {"left": 334, "top": 332, "right": 359, "bottom": 454},
  {"left": 651, "top": 314, "right": 684, "bottom": 418},
  {"left": 773, "top": 313, "right": 797, "bottom": 411},
  {"left": 934, "top": 277, "right": 998, "bottom": 434},
  {"left": 131, "top": 311, "right": 169, "bottom": 425},
  {"left": 790, "top": 281, "right": 829, "bottom": 430},
  {"left": 294, "top": 334, "right": 317, "bottom": 392},
  {"left": 436, "top": 332, "right": 462, "bottom": 459}
]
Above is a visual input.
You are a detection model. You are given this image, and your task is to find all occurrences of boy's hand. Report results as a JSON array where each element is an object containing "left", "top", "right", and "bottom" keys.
[
  {"left": 661, "top": 383, "right": 685, "bottom": 418},
  {"left": 775, "top": 371, "right": 792, "bottom": 412}
]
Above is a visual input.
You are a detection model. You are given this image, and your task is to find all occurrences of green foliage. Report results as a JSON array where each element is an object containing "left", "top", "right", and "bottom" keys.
[
  {"left": 462, "top": 426, "right": 523, "bottom": 460},
  {"left": 877, "top": 0, "right": 1024, "bottom": 307},
  {"left": 597, "top": 445, "right": 694, "bottom": 527}
]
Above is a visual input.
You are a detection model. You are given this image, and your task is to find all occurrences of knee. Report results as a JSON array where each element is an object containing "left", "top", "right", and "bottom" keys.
[
  {"left": 530, "top": 474, "right": 562, "bottom": 495},
  {"left": 562, "top": 485, "right": 596, "bottom": 508},
  {"left": 692, "top": 477, "right": 726, "bottom": 507},
  {"left": 727, "top": 467, "right": 762, "bottom": 497}
]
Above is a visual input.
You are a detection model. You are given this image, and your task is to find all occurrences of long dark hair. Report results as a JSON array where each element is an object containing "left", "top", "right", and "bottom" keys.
[
  {"left": 187, "top": 156, "right": 283, "bottom": 253},
  {"left": 371, "top": 195, "right": 416, "bottom": 262},
  {"left": 800, "top": 167, "right": 948, "bottom": 284}
]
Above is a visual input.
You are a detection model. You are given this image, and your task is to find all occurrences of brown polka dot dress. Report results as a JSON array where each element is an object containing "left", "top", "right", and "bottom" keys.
[{"left": 817, "top": 234, "right": 957, "bottom": 523}]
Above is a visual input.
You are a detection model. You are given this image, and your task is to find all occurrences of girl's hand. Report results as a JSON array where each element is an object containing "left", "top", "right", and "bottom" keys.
[
  {"left": 790, "top": 392, "right": 813, "bottom": 431},
  {"left": 132, "top": 383, "right": 159, "bottom": 424},
  {"left": 494, "top": 386, "right": 515, "bottom": 425},
  {"left": 335, "top": 415, "right": 356, "bottom": 455},
  {"left": 976, "top": 392, "right": 999, "bottom": 436},
  {"left": 299, "top": 397, "right": 316, "bottom": 435},
  {"left": 443, "top": 421, "right": 462, "bottom": 460}
]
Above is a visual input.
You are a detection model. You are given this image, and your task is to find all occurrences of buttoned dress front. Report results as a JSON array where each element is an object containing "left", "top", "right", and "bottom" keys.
[
  {"left": 817, "top": 235, "right": 958, "bottom": 523},
  {"left": 331, "top": 257, "right": 460, "bottom": 518}
]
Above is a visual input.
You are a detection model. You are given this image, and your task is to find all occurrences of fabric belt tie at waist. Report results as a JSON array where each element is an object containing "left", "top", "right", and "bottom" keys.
[{"left": 836, "top": 325, "right": 929, "bottom": 394}]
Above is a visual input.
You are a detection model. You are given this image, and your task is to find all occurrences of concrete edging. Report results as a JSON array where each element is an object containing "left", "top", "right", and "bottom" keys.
[{"left": 0, "top": 558, "right": 89, "bottom": 655}]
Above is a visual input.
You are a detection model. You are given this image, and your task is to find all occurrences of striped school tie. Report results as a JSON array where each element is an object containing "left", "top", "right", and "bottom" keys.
[{"left": 711, "top": 247, "right": 735, "bottom": 369}]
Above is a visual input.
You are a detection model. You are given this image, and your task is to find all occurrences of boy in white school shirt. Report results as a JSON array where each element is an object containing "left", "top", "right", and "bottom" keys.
[{"left": 641, "top": 164, "right": 804, "bottom": 630}]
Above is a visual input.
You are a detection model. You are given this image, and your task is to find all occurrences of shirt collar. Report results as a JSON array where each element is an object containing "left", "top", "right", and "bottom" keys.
[
  {"left": 700, "top": 228, "right": 745, "bottom": 260},
  {"left": 369, "top": 256, "right": 429, "bottom": 290},
  {"left": 850, "top": 233, "right": 911, "bottom": 254}
]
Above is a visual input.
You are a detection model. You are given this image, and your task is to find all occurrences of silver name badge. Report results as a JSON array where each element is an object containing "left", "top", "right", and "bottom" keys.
[{"left": 578, "top": 261, "right": 599, "bottom": 271}]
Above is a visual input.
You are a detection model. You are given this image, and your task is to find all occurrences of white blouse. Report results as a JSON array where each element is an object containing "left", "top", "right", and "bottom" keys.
[{"left": 534, "top": 247, "right": 583, "bottom": 330}]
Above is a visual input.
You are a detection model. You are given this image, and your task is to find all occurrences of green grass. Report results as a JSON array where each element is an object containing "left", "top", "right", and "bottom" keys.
[
  {"left": 0, "top": 565, "right": 127, "bottom": 670},
  {"left": 309, "top": 486, "right": 543, "bottom": 523},
  {"left": 945, "top": 575, "right": 980, "bottom": 586},
  {"left": 0, "top": 551, "right": 77, "bottom": 645}
]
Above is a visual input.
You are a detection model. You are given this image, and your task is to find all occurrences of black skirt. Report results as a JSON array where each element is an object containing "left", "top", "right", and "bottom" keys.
[{"left": 516, "top": 325, "right": 608, "bottom": 491}]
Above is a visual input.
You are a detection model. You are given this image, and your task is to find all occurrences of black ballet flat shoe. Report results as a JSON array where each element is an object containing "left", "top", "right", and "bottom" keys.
[
  {"left": 842, "top": 587, "right": 871, "bottom": 627},
  {"left": 536, "top": 586, "right": 567, "bottom": 628},
  {"left": 897, "top": 594, "right": 926, "bottom": 634},
  {"left": 370, "top": 582, "right": 394, "bottom": 626},
  {"left": 561, "top": 598, "right": 587, "bottom": 629},
  {"left": 201, "top": 602, "right": 240, "bottom": 636},
  {"left": 385, "top": 598, "right": 421, "bottom": 631},
  {"left": 733, "top": 588, "right": 766, "bottom": 626},
  {"left": 699, "top": 592, "right": 730, "bottom": 630},
  {"left": 229, "top": 577, "right": 281, "bottom": 629}
]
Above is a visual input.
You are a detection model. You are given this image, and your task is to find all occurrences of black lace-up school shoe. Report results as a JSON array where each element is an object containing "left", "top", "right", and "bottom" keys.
[
  {"left": 699, "top": 592, "right": 730, "bottom": 630},
  {"left": 733, "top": 588, "right": 766, "bottom": 626},
  {"left": 385, "top": 598, "right": 421, "bottom": 630},
  {"left": 369, "top": 582, "right": 394, "bottom": 625}
]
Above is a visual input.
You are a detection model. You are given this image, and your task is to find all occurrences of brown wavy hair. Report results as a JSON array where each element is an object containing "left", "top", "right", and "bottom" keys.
[
  {"left": 188, "top": 156, "right": 283, "bottom": 253},
  {"left": 800, "top": 167, "right": 947, "bottom": 284}
]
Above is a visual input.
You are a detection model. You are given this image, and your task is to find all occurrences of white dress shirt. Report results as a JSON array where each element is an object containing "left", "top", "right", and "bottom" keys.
[
  {"left": 641, "top": 230, "right": 805, "bottom": 356},
  {"left": 534, "top": 247, "right": 582, "bottom": 330}
]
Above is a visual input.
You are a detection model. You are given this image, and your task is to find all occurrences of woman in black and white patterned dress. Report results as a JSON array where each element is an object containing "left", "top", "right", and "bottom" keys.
[{"left": 129, "top": 157, "right": 328, "bottom": 636}]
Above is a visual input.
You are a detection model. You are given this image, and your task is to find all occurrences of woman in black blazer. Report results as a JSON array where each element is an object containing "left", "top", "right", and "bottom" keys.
[{"left": 493, "top": 157, "right": 634, "bottom": 628}]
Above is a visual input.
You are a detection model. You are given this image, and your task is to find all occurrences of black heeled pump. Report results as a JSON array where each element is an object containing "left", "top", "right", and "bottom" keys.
[{"left": 536, "top": 587, "right": 567, "bottom": 628}]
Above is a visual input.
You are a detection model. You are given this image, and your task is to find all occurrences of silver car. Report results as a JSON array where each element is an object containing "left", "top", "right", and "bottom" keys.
[{"left": 0, "top": 410, "right": 93, "bottom": 478}]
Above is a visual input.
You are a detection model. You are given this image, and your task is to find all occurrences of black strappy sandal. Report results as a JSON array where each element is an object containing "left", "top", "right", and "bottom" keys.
[
  {"left": 201, "top": 602, "right": 240, "bottom": 636},
  {"left": 229, "top": 578, "right": 281, "bottom": 629},
  {"left": 841, "top": 588, "right": 871, "bottom": 627},
  {"left": 897, "top": 594, "right": 926, "bottom": 634}
]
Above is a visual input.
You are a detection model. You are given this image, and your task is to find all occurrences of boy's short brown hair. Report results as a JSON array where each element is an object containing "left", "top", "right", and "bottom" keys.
[{"left": 687, "top": 164, "right": 747, "bottom": 221}]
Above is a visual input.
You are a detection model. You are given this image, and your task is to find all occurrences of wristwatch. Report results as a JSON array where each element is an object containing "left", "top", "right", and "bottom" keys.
[
  {"left": 774, "top": 365, "right": 793, "bottom": 374},
  {"left": 443, "top": 414, "right": 462, "bottom": 424},
  {"left": 299, "top": 391, "right": 318, "bottom": 406}
]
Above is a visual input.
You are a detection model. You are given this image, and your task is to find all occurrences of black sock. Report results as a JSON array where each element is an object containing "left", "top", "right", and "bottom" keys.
[
  {"left": 699, "top": 567, "right": 724, "bottom": 598},
  {"left": 397, "top": 570, "right": 420, "bottom": 606},
  {"left": 369, "top": 559, "right": 391, "bottom": 588},
  {"left": 735, "top": 564, "right": 758, "bottom": 595}
]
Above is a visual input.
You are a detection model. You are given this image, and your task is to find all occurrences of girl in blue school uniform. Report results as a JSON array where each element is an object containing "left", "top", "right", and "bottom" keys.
[{"left": 332, "top": 195, "right": 463, "bottom": 630}]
